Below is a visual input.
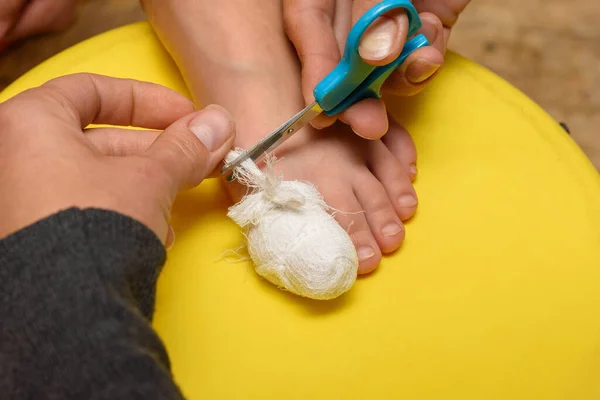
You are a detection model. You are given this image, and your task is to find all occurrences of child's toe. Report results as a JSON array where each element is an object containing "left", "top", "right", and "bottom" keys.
[
  {"left": 381, "top": 118, "right": 418, "bottom": 180},
  {"left": 323, "top": 186, "right": 383, "bottom": 275},
  {"left": 367, "top": 140, "right": 418, "bottom": 221},
  {"left": 352, "top": 171, "right": 406, "bottom": 254}
]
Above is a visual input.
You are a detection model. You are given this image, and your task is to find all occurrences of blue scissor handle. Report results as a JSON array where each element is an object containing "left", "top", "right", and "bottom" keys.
[{"left": 313, "top": 0, "right": 429, "bottom": 116}]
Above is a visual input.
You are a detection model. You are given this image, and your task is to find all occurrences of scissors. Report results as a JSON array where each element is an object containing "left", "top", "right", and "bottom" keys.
[{"left": 221, "top": 0, "right": 429, "bottom": 180}]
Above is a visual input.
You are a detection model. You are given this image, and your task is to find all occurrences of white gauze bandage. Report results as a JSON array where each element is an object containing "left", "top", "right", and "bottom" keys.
[{"left": 225, "top": 150, "right": 358, "bottom": 300}]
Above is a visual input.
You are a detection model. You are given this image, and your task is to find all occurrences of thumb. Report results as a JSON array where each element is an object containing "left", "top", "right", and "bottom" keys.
[
  {"left": 144, "top": 104, "right": 235, "bottom": 191},
  {"left": 357, "top": 8, "right": 408, "bottom": 65}
]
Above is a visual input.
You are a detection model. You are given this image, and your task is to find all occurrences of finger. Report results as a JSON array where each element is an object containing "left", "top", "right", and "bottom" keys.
[
  {"left": 309, "top": 0, "right": 354, "bottom": 130},
  {"left": 383, "top": 46, "right": 444, "bottom": 97},
  {"left": 7, "top": 0, "right": 76, "bottom": 40},
  {"left": 85, "top": 127, "right": 161, "bottom": 156},
  {"left": 354, "top": 0, "right": 408, "bottom": 65},
  {"left": 339, "top": 98, "right": 388, "bottom": 140},
  {"left": 332, "top": 0, "right": 352, "bottom": 52},
  {"left": 378, "top": 13, "right": 444, "bottom": 97},
  {"left": 311, "top": 114, "right": 338, "bottom": 130},
  {"left": 144, "top": 105, "right": 235, "bottom": 192},
  {"left": 283, "top": 0, "right": 340, "bottom": 128},
  {"left": 413, "top": 0, "right": 471, "bottom": 51},
  {"left": 309, "top": 2, "right": 389, "bottom": 139},
  {"left": 88, "top": 128, "right": 226, "bottom": 177},
  {"left": 36, "top": 73, "right": 195, "bottom": 129},
  {"left": 412, "top": 0, "right": 471, "bottom": 30},
  {"left": 377, "top": 14, "right": 444, "bottom": 97},
  {"left": 0, "top": 0, "right": 25, "bottom": 39},
  {"left": 417, "top": 13, "right": 447, "bottom": 55}
]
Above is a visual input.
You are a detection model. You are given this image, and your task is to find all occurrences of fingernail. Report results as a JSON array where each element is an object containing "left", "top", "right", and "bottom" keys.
[
  {"left": 406, "top": 60, "right": 440, "bottom": 84},
  {"left": 357, "top": 246, "right": 376, "bottom": 262},
  {"left": 398, "top": 194, "right": 418, "bottom": 208},
  {"left": 165, "top": 225, "right": 175, "bottom": 250},
  {"left": 359, "top": 17, "right": 398, "bottom": 61},
  {"left": 381, "top": 223, "right": 403, "bottom": 237},
  {"left": 409, "top": 164, "right": 418, "bottom": 178},
  {"left": 188, "top": 106, "right": 233, "bottom": 151},
  {"left": 310, "top": 120, "right": 327, "bottom": 130},
  {"left": 351, "top": 126, "right": 368, "bottom": 140},
  {"left": 351, "top": 126, "right": 382, "bottom": 140}
]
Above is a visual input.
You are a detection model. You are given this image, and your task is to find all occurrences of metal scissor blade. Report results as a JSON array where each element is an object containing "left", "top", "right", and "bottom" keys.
[{"left": 221, "top": 101, "right": 322, "bottom": 178}]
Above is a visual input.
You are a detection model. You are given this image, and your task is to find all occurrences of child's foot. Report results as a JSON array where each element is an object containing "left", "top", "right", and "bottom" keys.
[
  {"left": 284, "top": 126, "right": 416, "bottom": 275},
  {"left": 227, "top": 96, "right": 418, "bottom": 274},
  {"left": 148, "top": 0, "right": 419, "bottom": 273}
]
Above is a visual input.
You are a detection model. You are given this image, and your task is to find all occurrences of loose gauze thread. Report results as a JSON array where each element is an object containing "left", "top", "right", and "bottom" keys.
[{"left": 225, "top": 149, "right": 358, "bottom": 300}]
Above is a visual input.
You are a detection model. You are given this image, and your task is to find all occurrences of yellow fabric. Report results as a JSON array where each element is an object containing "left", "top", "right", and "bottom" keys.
[{"left": 2, "top": 22, "right": 600, "bottom": 400}]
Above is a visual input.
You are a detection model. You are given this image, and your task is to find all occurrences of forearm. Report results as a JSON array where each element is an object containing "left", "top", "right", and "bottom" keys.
[
  {"left": 142, "top": 0, "right": 305, "bottom": 144},
  {"left": 0, "top": 208, "right": 183, "bottom": 399}
]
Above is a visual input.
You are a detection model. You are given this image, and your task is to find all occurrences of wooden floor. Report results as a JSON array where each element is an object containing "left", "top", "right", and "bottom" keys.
[{"left": 1, "top": 0, "right": 598, "bottom": 170}]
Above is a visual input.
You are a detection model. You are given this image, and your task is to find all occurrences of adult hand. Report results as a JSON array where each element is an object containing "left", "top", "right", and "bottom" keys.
[
  {"left": 283, "top": 0, "right": 470, "bottom": 139},
  {"left": 0, "top": 0, "right": 77, "bottom": 47},
  {"left": 0, "top": 73, "right": 235, "bottom": 243}
]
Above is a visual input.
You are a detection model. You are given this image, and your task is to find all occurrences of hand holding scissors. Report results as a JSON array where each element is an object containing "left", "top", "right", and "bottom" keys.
[{"left": 222, "top": 0, "right": 429, "bottom": 178}]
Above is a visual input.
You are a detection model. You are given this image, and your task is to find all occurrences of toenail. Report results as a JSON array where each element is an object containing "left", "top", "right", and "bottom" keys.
[
  {"left": 398, "top": 194, "right": 418, "bottom": 207},
  {"left": 357, "top": 246, "right": 376, "bottom": 261},
  {"left": 409, "top": 164, "right": 418, "bottom": 178},
  {"left": 382, "top": 223, "right": 403, "bottom": 237}
]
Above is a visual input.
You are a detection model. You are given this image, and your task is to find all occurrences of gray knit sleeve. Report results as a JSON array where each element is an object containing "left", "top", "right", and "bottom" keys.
[{"left": 0, "top": 208, "right": 185, "bottom": 399}]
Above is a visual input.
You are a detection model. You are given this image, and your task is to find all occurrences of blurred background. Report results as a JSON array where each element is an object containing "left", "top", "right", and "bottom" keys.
[{"left": 0, "top": 0, "right": 598, "bottom": 170}]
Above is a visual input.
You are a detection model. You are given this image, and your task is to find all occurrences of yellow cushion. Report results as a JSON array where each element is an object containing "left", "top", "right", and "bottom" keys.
[{"left": 2, "top": 22, "right": 600, "bottom": 400}]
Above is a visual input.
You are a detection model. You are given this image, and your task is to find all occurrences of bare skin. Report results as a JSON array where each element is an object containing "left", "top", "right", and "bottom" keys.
[
  {"left": 0, "top": 0, "right": 77, "bottom": 47},
  {"left": 0, "top": 74, "right": 235, "bottom": 241},
  {"left": 142, "top": 0, "right": 472, "bottom": 273},
  {"left": 2, "top": 0, "right": 470, "bottom": 272},
  {"left": 282, "top": 0, "right": 471, "bottom": 138},
  {"left": 142, "top": 0, "right": 425, "bottom": 273}
]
